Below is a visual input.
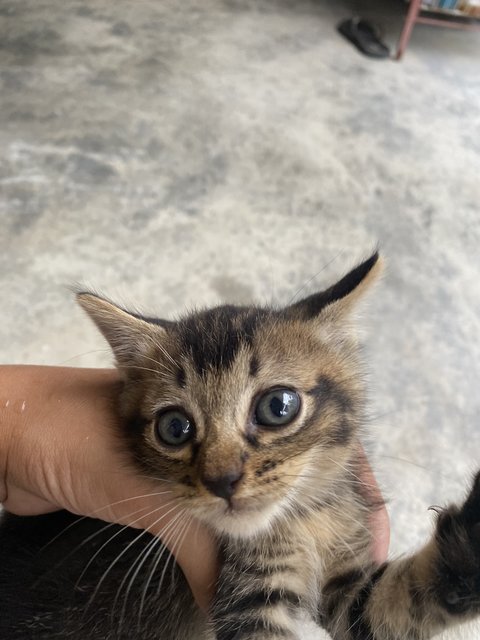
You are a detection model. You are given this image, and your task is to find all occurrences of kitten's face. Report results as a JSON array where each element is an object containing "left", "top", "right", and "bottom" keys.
[
  {"left": 122, "top": 310, "right": 362, "bottom": 537},
  {"left": 78, "top": 253, "right": 380, "bottom": 538}
]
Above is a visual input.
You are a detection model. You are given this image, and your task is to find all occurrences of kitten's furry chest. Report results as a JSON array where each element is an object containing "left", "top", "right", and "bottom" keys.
[{"left": 222, "top": 500, "right": 367, "bottom": 619}]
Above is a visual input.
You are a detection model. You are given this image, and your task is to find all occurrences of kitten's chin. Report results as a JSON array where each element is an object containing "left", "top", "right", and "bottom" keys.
[{"left": 195, "top": 499, "right": 286, "bottom": 538}]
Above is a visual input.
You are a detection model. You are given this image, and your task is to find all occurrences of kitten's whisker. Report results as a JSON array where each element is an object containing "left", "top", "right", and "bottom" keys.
[
  {"left": 154, "top": 512, "right": 192, "bottom": 605},
  {"left": 85, "top": 501, "right": 183, "bottom": 616},
  {"left": 375, "top": 455, "right": 431, "bottom": 473},
  {"left": 84, "top": 526, "right": 153, "bottom": 616},
  {"left": 307, "top": 511, "right": 359, "bottom": 559},
  {"left": 261, "top": 252, "right": 343, "bottom": 343},
  {"left": 129, "top": 536, "right": 166, "bottom": 632},
  {"left": 286, "top": 251, "right": 343, "bottom": 306},
  {"left": 57, "top": 348, "right": 110, "bottom": 365},
  {"left": 274, "top": 476, "right": 373, "bottom": 543},
  {"left": 272, "top": 441, "right": 331, "bottom": 467},
  {"left": 279, "top": 472, "right": 367, "bottom": 489},
  {"left": 366, "top": 409, "right": 398, "bottom": 423},
  {"left": 141, "top": 352, "right": 178, "bottom": 374},
  {"left": 113, "top": 530, "right": 164, "bottom": 629},
  {"left": 32, "top": 503, "right": 164, "bottom": 590},
  {"left": 268, "top": 257, "right": 275, "bottom": 307},
  {"left": 138, "top": 474, "right": 176, "bottom": 485},
  {"left": 278, "top": 473, "right": 319, "bottom": 480},
  {"left": 115, "top": 535, "right": 166, "bottom": 634},
  {"left": 150, "top": 512, "right": 192, "bottom": 601},
  {"left": 79, "top": 499, "right": 181, "bottom": 595},
  {"left": 124, "top": 364, "right": 165, "bottom": 376},
  {"left": 168, "top": 513, "right": 193, "bottom": 592},
  {"left": 326, "top": 456, "right": 363, "bottom": 484},
  {"left": 131, "top": 510, "right": 187, "bottom": 622},
  {"left": 146, "top": 333, "right": 179, "bottom": 372},
  {"left": 51, "top": 503, "right": 164, "bottom": 564},
  {"left": 116, "top": 508, "right": 186, "bottom": 633},
  {"left": 40, "top": 490, "right": 174, "bottom": 551},
  {"left": 259, "top": 308, "right": 283, "bottom": 347},
  {"left": 132, "top": 351, "right": 174, "bottom": 376},
  {"left": 135, "top": 515, "right": 187, "bottom": 630},
  {"left": 137, "top": 511, "right": 190, "bottom": 629},
  {"left": 377, "top": 454, "right": 466, "bottom": 486}
]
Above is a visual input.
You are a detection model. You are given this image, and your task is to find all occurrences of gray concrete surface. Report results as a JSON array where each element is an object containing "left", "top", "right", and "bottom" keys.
[{"left": 1, "top": 1, "right": 480, "bottom": 637}]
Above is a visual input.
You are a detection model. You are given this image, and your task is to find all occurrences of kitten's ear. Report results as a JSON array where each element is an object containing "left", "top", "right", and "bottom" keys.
[
  {"left": 76, "top": 292, "right": 167, "bottom": 367},
  {"left": 288, "top": 252, "right": 383, "bottom": 321}
]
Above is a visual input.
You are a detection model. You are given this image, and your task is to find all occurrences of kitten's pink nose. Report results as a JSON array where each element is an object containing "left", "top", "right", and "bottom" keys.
[{"left": 203, "top": 470, "right": 244, "bottom": 500}]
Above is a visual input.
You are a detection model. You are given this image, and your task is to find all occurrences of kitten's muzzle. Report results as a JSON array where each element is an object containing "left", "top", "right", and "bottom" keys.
[{"left": 202, "top": 470, "right": 244, "bottom": 501}]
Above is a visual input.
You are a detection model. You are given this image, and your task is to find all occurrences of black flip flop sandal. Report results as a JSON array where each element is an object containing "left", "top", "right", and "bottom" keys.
[{"left": 337, "top": 17, "right": 390, "bottom": 59}]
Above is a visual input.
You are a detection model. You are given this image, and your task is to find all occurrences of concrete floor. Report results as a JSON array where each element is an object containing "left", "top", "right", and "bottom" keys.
[{"left": 1, "top": 0, "right": 480, "bottom": 637}]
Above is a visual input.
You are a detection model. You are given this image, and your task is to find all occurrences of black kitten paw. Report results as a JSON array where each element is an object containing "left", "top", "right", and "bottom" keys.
[
  {"left": 434, "top": 471, "right": 480, "bottom": 615},
  {"left": 461, "top": 471, "right": 480, "bottom": 532}
]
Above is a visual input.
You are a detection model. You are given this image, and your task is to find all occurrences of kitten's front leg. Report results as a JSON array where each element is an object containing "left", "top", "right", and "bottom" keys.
[
  {"left": 210, "top": 538, "right": 312, "bottom": 640},
  {"left": 322, "top": 471, "right": 480, "bottom": 639}
]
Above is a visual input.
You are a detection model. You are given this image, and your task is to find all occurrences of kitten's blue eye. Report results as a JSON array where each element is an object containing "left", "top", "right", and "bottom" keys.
[
  {"left": 155, "top": 410, "right": 194, "bottom": 447},
  {"left": 255, "top": 389, "right": 300, "bottom": 427}
]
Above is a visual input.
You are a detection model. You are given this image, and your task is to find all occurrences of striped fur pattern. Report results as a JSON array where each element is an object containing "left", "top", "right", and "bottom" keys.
[{"left": 1, "top": 253, "right": 479, "bottom": 639}]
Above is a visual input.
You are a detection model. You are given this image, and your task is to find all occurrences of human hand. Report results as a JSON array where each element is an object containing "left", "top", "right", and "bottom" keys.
[
  {"left": 0, "top": 365, "right": 389, "bottom": 611},
  {"left": 0, "top": 365, "right": 217, "bottom": 610},
  {"left": 357, "top": 447, "right": 390, "bottom": 565}
]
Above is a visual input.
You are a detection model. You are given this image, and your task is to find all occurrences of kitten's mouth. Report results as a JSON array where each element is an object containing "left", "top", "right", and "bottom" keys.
[
  {"left": 223, "top": 493, "right": 285, "bottom": 521},
  {"left": 190, "top": 491, "right": 288, "bottom": 537},
  {"left": 225, "top": 497, "right": 257, "bottom": 514}
]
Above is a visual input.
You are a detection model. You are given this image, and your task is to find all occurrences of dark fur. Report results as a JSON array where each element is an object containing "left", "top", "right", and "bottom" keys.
[{"left": 1, "top": 253, "right": 479, "bottom": 640}]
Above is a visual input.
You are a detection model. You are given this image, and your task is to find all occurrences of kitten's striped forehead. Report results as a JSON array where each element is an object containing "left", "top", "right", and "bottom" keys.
[{"left": 173, "top": 305, "right": 273, "bottom": 375}]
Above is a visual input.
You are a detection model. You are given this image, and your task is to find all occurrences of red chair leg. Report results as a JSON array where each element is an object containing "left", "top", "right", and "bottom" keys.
[{"left": 396, "top": 0, "right": 422, "bottom": 60}]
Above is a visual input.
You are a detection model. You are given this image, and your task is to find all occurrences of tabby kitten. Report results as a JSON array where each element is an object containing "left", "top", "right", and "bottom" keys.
[{"left": 1, "top": 253, "right": 479, "bottom": 640}]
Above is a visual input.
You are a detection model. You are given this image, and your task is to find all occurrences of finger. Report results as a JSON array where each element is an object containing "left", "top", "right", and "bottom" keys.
[
  {"left": 370, "top": 502, "right": 390, "bottom": 564},
  {"left": 173, "top": 522, "right": 218, "bottom": 612},
  {"left": 357, "top": 446, "right": 390, "bottom": 564}
]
